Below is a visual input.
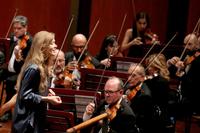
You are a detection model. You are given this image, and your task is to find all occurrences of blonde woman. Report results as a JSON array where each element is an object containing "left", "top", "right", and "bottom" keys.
[
  {"left": 145, "top": 53, "right": 170, "bottom": 81},
  {"left": 12, "top": 31, "right": 62, "bottom": 133},
  {"left": 144, "top": 53, "right": 173, "bottom": 132}
]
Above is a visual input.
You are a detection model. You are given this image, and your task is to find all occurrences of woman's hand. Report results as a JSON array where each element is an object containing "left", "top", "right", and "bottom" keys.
[
  {"left": 42, "top": 95, "right": 62, "bottom": 105},
  {"left": 129, "top": 37, "right": 142, "bottom": 46}
]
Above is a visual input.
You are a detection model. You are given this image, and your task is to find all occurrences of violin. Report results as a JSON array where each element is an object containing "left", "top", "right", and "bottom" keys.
[
  {"left": 127, "top": 85, "right": 141, "bottom": 101},
  {"left": 105, "top": 98, "right": 121, "bottom": 121},
  {"left": 19, "top": 35, "right": 29, "bottom": 49},
  {"left": 15, "top": 35, "right": 29, "bottom": 61},
  {"left": 176, "top": 51, "right": 200, "bottom": 77},
  {"left": 184, "top": 51, "right": 200, "bottom": 65},
  {"left": 53, "top": 67, "right": 73, "bottom": 88},
  {"left": 126, "top": 74, "right": 158, "bottom": 101},
  {"left": 144, "top": 29, "right": 159, "bottom": 45},
  {"left": 79, "top": 55, "right": 95, "bottom": 69},
  {"left": 66, "top": 98, "right": 122, "bottom": 133}
]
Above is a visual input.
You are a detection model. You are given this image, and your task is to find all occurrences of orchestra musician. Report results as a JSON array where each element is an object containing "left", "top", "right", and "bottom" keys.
[
  {"left": 125, "top": 63, "right": 153, "bottom": 133},
  {"left": 65, "top": 34, "right": 101, "bottom": 89},
  {"left": 167, "top": 33, "right": 200, "bottom": 118},
  {"left": 65, "top": 33, "right": 101, "bottom": 70},
  {"left": 120, "top": 12, "right": 160, "bottom": 57},
  {"left": 48, "top": 49, "right": 72, "bottom": 88},
  {"left": 0, "top": 15, "right": 32, "bottom": 122},
  {"left": 82, "top": 77, "right": 139, "bottom": 133},
  {"left": 95, "top": 35, "right": 123, "bottom": 70},
  {"left": 145, "top": 53, "right": 175, "bottom": 133}
]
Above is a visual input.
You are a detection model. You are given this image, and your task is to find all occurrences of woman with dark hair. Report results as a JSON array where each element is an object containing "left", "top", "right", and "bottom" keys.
[
  {"left": 121, "top": 12, "right": 159, "bottom": 57},
  {"left": 96, "top": 35, "right": 122, "bottom": 69}
]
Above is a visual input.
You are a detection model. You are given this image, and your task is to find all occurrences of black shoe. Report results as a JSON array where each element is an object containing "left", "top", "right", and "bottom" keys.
[{"left": 0, "top": 112, "right": 12, "bottom": 122}]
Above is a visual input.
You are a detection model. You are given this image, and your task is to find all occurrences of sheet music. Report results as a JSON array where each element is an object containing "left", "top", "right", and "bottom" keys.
[
  {"left": 75, "top": 95, "right": 95, "bottom": 118},
  {"left": 116, "top": 61, "right": 132, "bottom": 72}
]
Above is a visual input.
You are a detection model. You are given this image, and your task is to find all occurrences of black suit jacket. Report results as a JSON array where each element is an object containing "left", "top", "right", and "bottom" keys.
[
  {"left": 181, "top": 55, "right": 200, "bottom": 113},
  {"left": 89, "top": 98, "right": 139, "bottom": 133}
]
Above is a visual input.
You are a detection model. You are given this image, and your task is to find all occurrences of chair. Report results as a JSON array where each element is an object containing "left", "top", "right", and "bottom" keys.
[
  {"left": 45, "top": 109, "right": 75, "bottom": 133},
  {"left": 48, "top": 88, "right": 101, "bottom": 121}
]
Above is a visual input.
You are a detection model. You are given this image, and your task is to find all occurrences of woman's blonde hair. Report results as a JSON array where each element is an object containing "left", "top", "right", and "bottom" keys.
[
  {"left": 146, "top": 53, "right": 170, "bottom": 81},
  {"left": 16, "top": 31, "right": 55, "bottom": 94}
]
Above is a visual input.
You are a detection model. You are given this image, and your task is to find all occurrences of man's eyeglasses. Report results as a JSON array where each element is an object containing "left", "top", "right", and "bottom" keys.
[{"left": 104, "top": 89, "right": 121, "bottom": 95}]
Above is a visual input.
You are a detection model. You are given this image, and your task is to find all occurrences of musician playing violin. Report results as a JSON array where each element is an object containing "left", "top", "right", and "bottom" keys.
[
  {"left": 65, "top": 34, "right": 101, "bottom": 89},
  {"left": 145, "top": 53, "right": 175, "bottom": 132},
  {"left": 95, "top": 35, "right": 123, "bottom": 70},
  {"left": 125, "top": 63, "right": 153, "bottom": 133},
  {"left": 83, "top": 77, "right": 139, "bottom": 133},
  {"left": 120, "top": 12, "right": 160, "bottom": 57},
  {"left": 0, "top": 15, "right": 32, "bottom": 122},
  {"left": 48, "top": 49, "right": 71, "bottom": 88},
  {"left": 167, "top": 33, "right": 200, "bottom": 118},
  {"left": 65, "top": 34, "right": 101, "bottom": 70}
]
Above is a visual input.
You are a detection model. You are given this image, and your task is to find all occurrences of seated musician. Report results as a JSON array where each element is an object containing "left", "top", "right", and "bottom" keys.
[
  {"left": 47, "top": 49, "right": 71, "bottom": 88},
  {"left": 167, "top": 33, "right": 200, "bottom": 118},
  {"left": 82, "top": 77, "right": 139, "bottom": 133},
  {"left": 65, "top": 34, "right": 101, "bottom": 89},
  {"left": 125, "top": 63, "right": 153, "bottom": 133},
  {"left": 120, "top": 12, "right": 160, "bottom": 57},
  {"left": 95, "top": 35, "right": 123, "bottom": 70},
  {"left": 145, "top": 53, "right": 175, "bottom": 132}
]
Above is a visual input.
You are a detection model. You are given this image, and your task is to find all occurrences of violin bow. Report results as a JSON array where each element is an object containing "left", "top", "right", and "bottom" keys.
[
  {"left": 94, "top": 14, "right": 128, "bottom": 100},
  {"left": 5, "top": 8, "right": 18, "bottom": 38},
  {"left": 117, "top": 13, "right": 127, "bottom": 42},
  {"left": 144, "top": 33, "right": 178, "bottom": 72},
  {"left": 179, "top": 18, "right": 200, "bottom": 60},
  {"left": 131, "top": 0, "right": 136, "bottom": 22},
  {"left": 52, "top": 15, "right": 74, "bottom": 72},
  {"left": 131, "top": 0, "right": 140, "bottom": 37},
  {"left": 123, "top": 39, "right": 158, "bottom": 87},
  {"left": 123, "top": 33, "right": 177, "bottom": 87},
  {"left": 93, "top": 38, "right": 118, "bottom": 100},
  {"left": 76, "top": 19, "right": 100, "bottom": 63}
]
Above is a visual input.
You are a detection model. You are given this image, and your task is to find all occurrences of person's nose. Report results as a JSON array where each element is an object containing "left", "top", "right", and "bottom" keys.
[
  {"left": 77, "top": 48, "right": 82, "bottom": 53},
  {"left": 141, "top": 24, "right": 146, "bottom": 29}
]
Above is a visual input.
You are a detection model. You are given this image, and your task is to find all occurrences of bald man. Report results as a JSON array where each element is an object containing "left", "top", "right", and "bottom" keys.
[
  {"left": 167, "top": 33, "right": 200, "bottom": 118},
  {"left": 65, "top": 34, "right": 101, "bottom": 70}
]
